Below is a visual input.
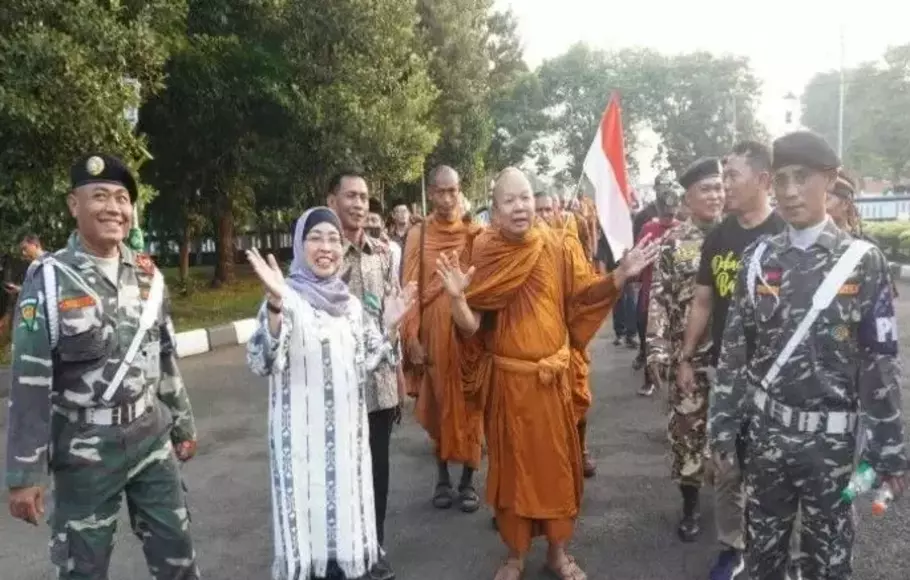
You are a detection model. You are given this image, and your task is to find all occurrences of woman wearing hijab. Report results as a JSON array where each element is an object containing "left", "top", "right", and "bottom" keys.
[{"left": 246, "top": 207, "right": 416, "bottom": 580}]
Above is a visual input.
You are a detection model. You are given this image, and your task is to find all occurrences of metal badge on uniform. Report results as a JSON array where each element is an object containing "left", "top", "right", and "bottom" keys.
[
  {"left": 19, "top": 298, "right": 39, "bottom": 331},
  {"left": 832, "top": 325, "right": 850, "bottom": 342},
  {"left": 86, "top": 156, "right": 105, "bottom": 176},
  {"left": 363, "top": 291, "right": 382, "bottom": 317}
]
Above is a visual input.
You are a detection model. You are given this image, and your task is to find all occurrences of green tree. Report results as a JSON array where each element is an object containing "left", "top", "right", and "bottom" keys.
[
  {"left": 537, "top": 44, "right": 662, "bottom": 182},
  {"left": 418, "top": 0, "right": 494, "bottom": 191},
  {"left": 484, "top": 9, "right": 549, "bottom": 178},
  {"left": 0, "top": 0, "right": 187, "bottom": 255},
  {"left": 650, "top": 52, "right": 767, "bottom": 174},
  {"left": 141, "top": 0, "right": 290, "bottom": 287}
]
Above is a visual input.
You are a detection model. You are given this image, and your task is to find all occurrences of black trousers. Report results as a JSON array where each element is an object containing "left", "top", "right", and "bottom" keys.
[{"left": 368, "top": 407, "right": 395, "bottom": 547}]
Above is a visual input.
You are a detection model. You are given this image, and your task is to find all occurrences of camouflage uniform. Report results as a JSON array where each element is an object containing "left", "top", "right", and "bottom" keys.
[
  {"left": 5, "top": 233, "right": 199, "bottom": 580},
  {"left": 710, "top": 221, "right": 907, "bottom": 580},
  {"left": 646, "top": 219, "right": 715, "bottom": 487}
]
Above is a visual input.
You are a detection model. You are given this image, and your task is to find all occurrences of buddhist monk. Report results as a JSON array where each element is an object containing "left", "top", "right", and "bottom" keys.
[
  {"left": 400, "top": 165, "right": 484, "bottom": 513},
  {"left": 535, "top": 191, "right": 597, "bottom": 478},
  {"left": 437, "top": 168, "right": 659, "bottom": 580}
]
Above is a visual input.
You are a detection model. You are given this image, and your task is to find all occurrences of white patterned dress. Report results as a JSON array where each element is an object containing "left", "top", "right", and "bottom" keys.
[{"left": 247, "top": 291, "right": 394, "bottom": 580}]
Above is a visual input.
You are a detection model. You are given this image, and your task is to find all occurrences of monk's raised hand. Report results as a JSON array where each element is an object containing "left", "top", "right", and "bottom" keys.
[
  {"left": 384, "top": 282, "right": 418, "bottom": 329},
  {"left": 618, "top": 234, "right": 661, "bottom": 279},
  {"left": 435, "top": 251, "right": 475, "bottom": 298},
  {"left": 246, "top": 248, "right": 286, "bottom": 302}
]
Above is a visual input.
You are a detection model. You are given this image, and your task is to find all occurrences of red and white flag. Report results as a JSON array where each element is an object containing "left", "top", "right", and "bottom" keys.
[{"left": 582, "top": 93, "right": 634, "bottom": 256}]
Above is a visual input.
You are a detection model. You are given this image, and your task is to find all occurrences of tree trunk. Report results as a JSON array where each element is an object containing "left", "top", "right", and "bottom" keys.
[
  {"left": 212, "top": 194, "right": 235, "bottom": 288},
  {"left": 179, "top": 224, "right": 191, "bottom": 284}
]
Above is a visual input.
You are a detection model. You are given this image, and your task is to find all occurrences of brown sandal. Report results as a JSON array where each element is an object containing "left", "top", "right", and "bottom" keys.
[
  {"left": 545, "top": 554, "right": 587, "bottom": 580},
  {"left": 493, "top": 558, "right": 524, "bottom": 580}
]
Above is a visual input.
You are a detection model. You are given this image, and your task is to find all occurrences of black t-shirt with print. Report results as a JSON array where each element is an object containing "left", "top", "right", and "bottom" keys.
[{"left": 697, "top": 211, "right": 786, "bottom": 364}]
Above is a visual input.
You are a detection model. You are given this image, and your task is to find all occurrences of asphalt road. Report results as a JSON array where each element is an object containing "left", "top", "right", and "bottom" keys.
[{"left": 2, "top": 293, "right": 910, "bottom": 580}]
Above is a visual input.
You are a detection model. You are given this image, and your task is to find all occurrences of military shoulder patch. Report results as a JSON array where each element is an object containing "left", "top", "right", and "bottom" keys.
[
  {"left": 59, "top": 295, "right": 96, "bottom": 312},
  {"left": 838, "top": 283, "right": 859, "bottom": 296},
  {"left": 19, "top": 298, "right": 39, "bottom": 332},
  {"left": 135, "top": 253, "right": 155, "bottom": 275}
]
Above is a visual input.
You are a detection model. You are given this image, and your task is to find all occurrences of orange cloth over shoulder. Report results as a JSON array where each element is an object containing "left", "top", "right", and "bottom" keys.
[
  {"left": 399, "top": 214, "right": 484, "bottom": 466},
  {"left": 461, "top": 223, "right": 620, "bottom": 549}
]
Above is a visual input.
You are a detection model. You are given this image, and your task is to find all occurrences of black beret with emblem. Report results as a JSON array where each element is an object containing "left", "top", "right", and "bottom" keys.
[
  {"left": 69, "top": 153, "right": 139, "bottom": 202},
  {"left": 772, "top": 131, "right": 840, "bottom": 172},
  {"left": 679, "top": 157, "right": 723, "bottom": 191}
]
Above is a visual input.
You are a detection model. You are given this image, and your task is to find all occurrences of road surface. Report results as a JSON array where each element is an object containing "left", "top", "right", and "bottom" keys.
[{"left": 2, "top": 292, "right": 910, "bottom": 579}]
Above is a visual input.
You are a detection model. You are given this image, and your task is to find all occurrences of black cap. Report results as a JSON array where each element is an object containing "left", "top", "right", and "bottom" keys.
[
  {"left": 772, "top": 131, "right": 839, "bottom": 171},
  {"left": 679, "top": 157, "right": 722, "bottom": 190},
  {"left": 832, "top": 169, "right": 856, "bottom": 199},
  {"left": 70, "top": 153, "right": 138, "bottom": 201}
]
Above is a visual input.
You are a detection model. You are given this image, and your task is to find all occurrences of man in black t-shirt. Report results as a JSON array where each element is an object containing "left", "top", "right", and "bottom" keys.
[{"left": 677, "top": 141, "right": 784, "bottom": 580}]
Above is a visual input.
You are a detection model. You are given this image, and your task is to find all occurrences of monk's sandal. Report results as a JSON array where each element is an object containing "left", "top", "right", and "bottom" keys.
[
  {"left": 432, "top": 482, "right": 453, "bottom": 509},
  {"left": 458, "top": 484, "right": 480, "bottom": 513}
]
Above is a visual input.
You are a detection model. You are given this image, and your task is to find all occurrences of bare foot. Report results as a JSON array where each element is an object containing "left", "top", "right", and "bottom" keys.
[{"left": 545, "top": 554, "right": 587, "bottom": 580}]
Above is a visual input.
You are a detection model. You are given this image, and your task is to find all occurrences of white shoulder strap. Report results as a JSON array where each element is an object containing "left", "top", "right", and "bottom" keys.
[
  {"left": 747, "top": 240, "right": 769, "bottom": 306},
  {"left": 102, "top": 269, "right": 165, "bottom": 402},
  {"left": 760, "top": 239, "right": 874, "bottom": 389},
  {"left": 41, "top": 256, "right": 104, "bottom": 350}
]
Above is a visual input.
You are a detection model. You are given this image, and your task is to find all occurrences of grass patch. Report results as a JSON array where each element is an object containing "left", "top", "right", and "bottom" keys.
[
  {"left": 163, "top": 265, "right": 264, "bottom": 332},
  {"left": 0, "top": 264, "right": 266, "bottom": 366}
]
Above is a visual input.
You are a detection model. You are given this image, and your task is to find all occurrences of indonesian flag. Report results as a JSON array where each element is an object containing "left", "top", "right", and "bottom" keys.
[{"left": 582, "top": 93, "right": 634, "bottom": 256}]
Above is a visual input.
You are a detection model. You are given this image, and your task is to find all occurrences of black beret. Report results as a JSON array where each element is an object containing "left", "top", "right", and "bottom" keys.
[
  {"left": 832, "top": 170, "right": 856, "bottom": 199},
  {"left": 772, "top": 131, "right": 839, "bottom": 171},
  {"left": 679, "top": 157, "right": 722, "bottom": 190},
  {"left": 70, "top": 153, "right": 138, "bottom": 202},
  {"left": 368, "top": 198, "right": 383, "bottom": 214}
]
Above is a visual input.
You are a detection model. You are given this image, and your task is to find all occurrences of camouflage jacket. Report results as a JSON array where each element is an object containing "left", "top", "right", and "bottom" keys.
[
  {"left": 646, "top": 220, "right": 715, "bottom": 376},
  {"left": 341, "top": 233, "right": 400, "bottom": 412},
  {"left": 5, "top": 233, "right": 196, "bottom": 488},
  {"left": 710, "top": 220, "right": 906, "bottom": 475}
]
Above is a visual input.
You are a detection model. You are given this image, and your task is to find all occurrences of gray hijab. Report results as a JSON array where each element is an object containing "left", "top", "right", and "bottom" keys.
[{"left": 285, "top": 207, "right": 350, "bottom": 317}]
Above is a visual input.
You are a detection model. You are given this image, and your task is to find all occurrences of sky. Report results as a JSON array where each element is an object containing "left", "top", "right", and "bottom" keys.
[{"left": 497, "top": 0, "right": 910, "bottom": 182}]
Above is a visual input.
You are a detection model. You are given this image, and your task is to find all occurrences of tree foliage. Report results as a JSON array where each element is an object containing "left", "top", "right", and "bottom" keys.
[
  {"left": 802, "top": 44, "right": 910, "bottom": 183},
  {"left": 0, "top": 0, "right": 187, "bottom": 253}
]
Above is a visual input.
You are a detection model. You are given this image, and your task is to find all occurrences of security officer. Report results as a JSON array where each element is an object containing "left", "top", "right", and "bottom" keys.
[
  {"left": 646, "top": 158, "right": 724, "bottom": 542},
  {"left": 5, "top": 153, "right": 200, "bottom": 580},
  {"left": 710, "top": 131, "right": 908, "bottom": 580}
]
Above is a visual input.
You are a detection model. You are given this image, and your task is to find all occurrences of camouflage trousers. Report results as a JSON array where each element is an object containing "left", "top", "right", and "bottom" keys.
[
  {"left": 49, "top": 404, "right": 199, "bottom": 580},
  {"left": 743, "top": 415, "right": 855, "bottom": 580},
  {"left": 666, "top": 368, "right": 710, "bottom": 487}
]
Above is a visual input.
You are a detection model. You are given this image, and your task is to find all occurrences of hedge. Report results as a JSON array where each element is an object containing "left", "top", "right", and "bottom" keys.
[{"left": 863, "top": 221, "right": 910, "bottom": 262}]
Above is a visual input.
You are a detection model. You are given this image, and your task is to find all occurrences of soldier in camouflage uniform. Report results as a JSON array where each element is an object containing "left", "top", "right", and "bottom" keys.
[
  {"left": 647, "top": 158, "right": 724, "bottom": 542},
  {"left": 710, "top": 132, "right": 908, "bottom": 580},
  {"left": 5, "top": 154, "right": 200, "bottom": 580}
]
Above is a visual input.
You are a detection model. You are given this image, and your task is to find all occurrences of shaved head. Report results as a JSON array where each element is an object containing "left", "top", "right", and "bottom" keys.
[
  {"left": 492, "top": 167, "right": 531, "bottom": 203},
  {"left": 428, "top": 164, "right": 461, "bottom": 221},
  {"left": 492, "top": 167, "right": 534, "bottom": 236},
  {"left": 534, "top": 190, "right": 558, "bottom": 225},
  {"left": 429, "top": 165, "right": 460, "bottom": 188}
]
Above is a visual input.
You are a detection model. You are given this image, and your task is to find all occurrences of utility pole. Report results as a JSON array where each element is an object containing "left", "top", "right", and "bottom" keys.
[{"left": 837, "top": 24, "right": 846, "bottom": 159}]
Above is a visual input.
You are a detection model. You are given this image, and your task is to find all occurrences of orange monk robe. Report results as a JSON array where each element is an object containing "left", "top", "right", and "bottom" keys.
[
  {"left": 461, "top": 224, "right": 620, "bottom": 553},
  {"left": 400, "top": 215, "right": 484, "bottom": 467},
  {"left": 546, "top": 215, "right": 594, "bottom": 424}
]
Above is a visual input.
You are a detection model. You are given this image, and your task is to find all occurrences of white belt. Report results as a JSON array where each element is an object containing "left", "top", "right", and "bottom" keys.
[
  {"left": 54, "top": 390, "right": 156, "bottom": 426},
  {"left": 752, "top": 389, "right": 857, "bottom": 435}
]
